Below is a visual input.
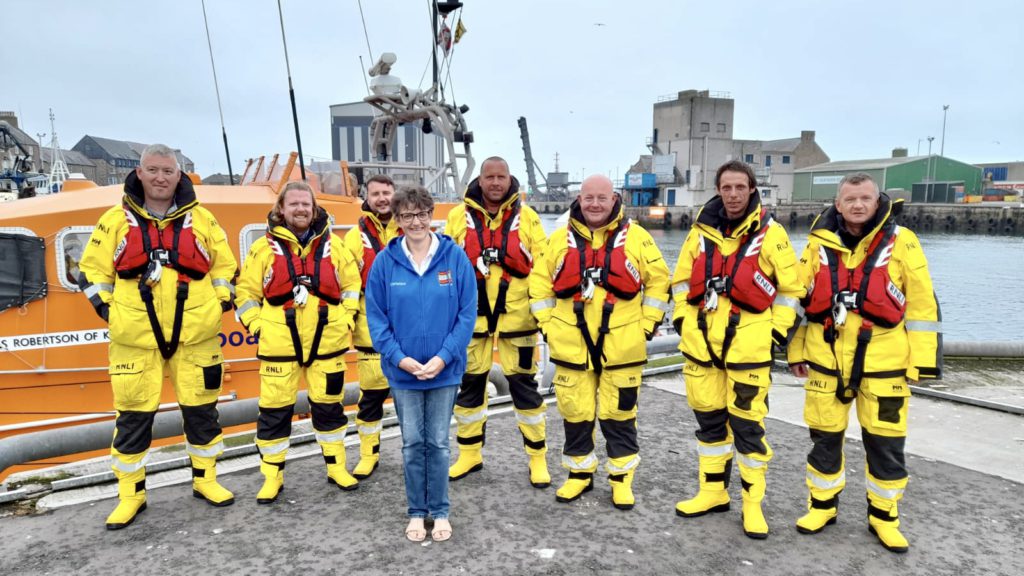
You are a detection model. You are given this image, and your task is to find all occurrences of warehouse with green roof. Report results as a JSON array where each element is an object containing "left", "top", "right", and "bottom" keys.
[{"left": 792, "top": 153, "right": 982, "bottom": 202}]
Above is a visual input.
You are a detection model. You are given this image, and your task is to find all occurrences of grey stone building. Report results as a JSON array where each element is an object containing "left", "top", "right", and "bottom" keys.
[
  {"left": 632, "top": 90, "right": 829, "bottom": 207},
  {"left": 72, "top": 135, "right": 194, "bottom": 185}
]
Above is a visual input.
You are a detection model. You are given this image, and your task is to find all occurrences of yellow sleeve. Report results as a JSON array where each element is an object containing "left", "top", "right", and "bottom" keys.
[
  {"left": 764, "top": 223, "right": 805, "bottom": 346},
  {"left": 522, "top": 206, "right": 548, "bottom": 267},
  {"left": 77, "top": 206, "right": 123, "bottom": 318},
  {"left": 445, "top": 205, "right": 468, "bottom": 246},
  {"left": 897, "top": 229, "right": 942, "bottom": 381},
  {"left": 786, "top": 241, "right": 819, "bottom": 365},
  {"left": 528, "top": 230, "right": 562, "bottom": 331},
  {"left": 342, "top": 224, "right": 367, "bottom": 287},
  {"left": 632, "top": 226, "right": 671, "bottom": 331},
  {"left": 235, "top": 238, "right": 269, "bottom": 335},
  {"left": 197, "top": 207, "right": 238, "bottom": 307},
  {"left": 670, "top": 229, "right": 700, "bottom": 331},
  {"left": 332, "top": 234, "right": 361, "bottom": 327}
]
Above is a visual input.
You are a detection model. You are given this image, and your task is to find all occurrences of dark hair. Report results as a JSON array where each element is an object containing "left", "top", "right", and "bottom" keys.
[
  {"left": 391, "top": 185, "right": 434, "bottom": 215},
  {"left": 715, "top": 160, "right": 757, "bottom": 190},
  {"left": 365, "top": 174, "right": 395, "bottom": 189},
  {"left": 837, "top": 172, "right": 880, "bottom": 196}
]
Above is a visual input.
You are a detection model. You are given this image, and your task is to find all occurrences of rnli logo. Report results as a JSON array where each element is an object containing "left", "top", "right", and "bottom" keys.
[
  {"left": 752, "top": 271, "right": 777, "bottom": 297},
  {"left": 264, "top": 365, "right": 284, "bottom": 374},
  {"left": 361, "top": 232, "right": 373, "bottom": 249},
  {"left": 270, "top": 241, "right": 285, "bottom": 256},
  {"left": 182, "top": 212, "right": 193, "bottom": 229},
  {"left": 510, "top": 213, "right": 521, "bottom": 232},
  {"left": 438, "top": 270, "right": 451, "bottom": 285},
  {"left": 886, "top": 281, "right": 906, "bottom": 306},
  {"left": 807, "top": 378, "right": 829, "bottom": 390},
  {"left": 263, "top": 268, "right": 274, "bottom": 289},
  {"left": 113, "top": 362, "right": 136, "bottom": 372},
  {"left": 113, "top": 237, "right": 127, "bottom": 261},
  {"left": 625, "top": 259, "right": 641, "bottom": 284}
]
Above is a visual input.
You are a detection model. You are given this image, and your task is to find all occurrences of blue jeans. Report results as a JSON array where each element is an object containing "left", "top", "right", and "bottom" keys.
[{"left": 391, "top": 385, "right": 459, "bottom": 519}]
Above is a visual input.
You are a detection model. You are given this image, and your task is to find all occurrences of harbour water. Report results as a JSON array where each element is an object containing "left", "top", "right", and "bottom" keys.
[{"left": 540, "top": 215, "right": 1024, "bottom": 342}]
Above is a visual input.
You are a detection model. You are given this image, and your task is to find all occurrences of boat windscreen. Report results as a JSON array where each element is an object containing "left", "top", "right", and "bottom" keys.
[{"left": 0, "top": 233, "right": 47, "bottom": 312}]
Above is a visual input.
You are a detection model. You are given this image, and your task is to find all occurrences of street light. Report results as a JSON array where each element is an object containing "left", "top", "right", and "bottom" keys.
[
  {"left": 940, "top": 105, "right": 950, "bottom": 157},
  {"left": 926, "top": 136, "right": 935, "bottom": 201}
]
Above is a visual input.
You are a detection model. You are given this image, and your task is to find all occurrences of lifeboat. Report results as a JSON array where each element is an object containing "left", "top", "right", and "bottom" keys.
[{"left": 0, "top": 153, "right": 455, "bottom": 480}]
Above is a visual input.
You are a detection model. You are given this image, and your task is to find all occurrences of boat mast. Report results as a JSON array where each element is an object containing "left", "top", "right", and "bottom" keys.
[
  {"left": 201, "top": 0, "right": 236, "bottom": 185},
  {"left": 277, "top": 0, "right": 307, "bottom": 181},
  {"left": 45, "top": 109, "right": 70, "bottom": 193}
]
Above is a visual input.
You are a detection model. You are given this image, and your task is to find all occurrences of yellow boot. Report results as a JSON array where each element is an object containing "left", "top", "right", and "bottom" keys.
[
  {"left": 352, "top": 427, "right": 381, "bottom": 480},
  {"left": 867, "top": 473, "right": 909, "bottom": 553},
  {"left": 609, "top": 470, "right": 636, "bottom": 511},
  {"left": 321, "top": 439, "right": 358, "bottom": 491},
  {"left": 675, "top": 451, "right": 732, "bottom": 517},
  {"left": 449, "top": 446, "right": 484, "bottom": 481},
  {"left": 555, "top": 471, "right": 594, "bottom": 503},
  {"left": 796, "top": 495, "right": 839, "bottom": 534},
  {"left": 256, "top": 460, "right": 285, "bottom": 504},
  {"left": 528, "top": 454, "right": 551, "bottom": 489},
  {"left": 105, "top": 468, "right": 147, "bottom": 530},
  {"left": 739, "top": 457, "right": 769, "bottom": 539},
  {"left": 191, "top": 455, "right": 235, "bottom": 507},
  {"left": 869, "top": 502, "right": 909, "bottom": 553}
]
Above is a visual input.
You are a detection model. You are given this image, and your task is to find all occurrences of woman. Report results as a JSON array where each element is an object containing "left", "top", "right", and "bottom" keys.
[
  {"left": 365, "top": 185, "right": 476, "bottom": 542},
  {"left": 235, "top": 181, "right": 362, "bottom": 502}
]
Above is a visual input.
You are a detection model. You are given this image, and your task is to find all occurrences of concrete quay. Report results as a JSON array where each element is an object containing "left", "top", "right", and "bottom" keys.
[{"left": 1, "top": 367, "right": 1021, "bottom": 576}]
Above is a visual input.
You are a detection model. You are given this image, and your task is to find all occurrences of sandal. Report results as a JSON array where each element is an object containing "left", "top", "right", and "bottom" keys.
[
  {"left": 405, "top": 518, "right": 426, "bottom": 542},
  {"left": 431, "top": 518, "right": 452, "bottom": 542}
]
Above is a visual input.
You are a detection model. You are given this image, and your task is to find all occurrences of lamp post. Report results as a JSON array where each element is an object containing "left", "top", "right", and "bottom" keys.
[
  {"left": 940, "top": 105, "right": 950, "bottom": 157},
  {"left": 927, "top": 136, "right": 935, "bottom": 201},
  {"left": 917, "top": 138, "right": 924, "bottom": 156}
]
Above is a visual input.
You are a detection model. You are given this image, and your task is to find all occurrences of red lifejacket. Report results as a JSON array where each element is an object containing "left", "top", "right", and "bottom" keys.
[
  {"left": 552, "top": 220, "right": 642, "bottom": 300},
  {"left": 358, "top": 217, "right": 387, "bottom": 289},
  {"left": 113, "top": 206, "right": 210, "bottom": 280},
  {"left": 686, "top": 211, "right": 776, "bottom": 314},
  {"left": 263, "top": 232, "right": 342, "bottom": 306},
  {"left": 803, "top": 225, "right": 905, "bottom": 329},
  {"left": 463, "top": 203, "right": 533, "bottom": 279}
]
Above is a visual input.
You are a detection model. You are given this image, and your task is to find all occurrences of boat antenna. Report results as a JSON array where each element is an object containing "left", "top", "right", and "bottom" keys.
[
  {"left": 201, "top": 0, "right": 236, "bottom": 185},
  {"left": 357, "top": 0, "right": 375, "bottom": 63},
  {"left": 277, "top": 0, "right": 307, "bottom": 181}
]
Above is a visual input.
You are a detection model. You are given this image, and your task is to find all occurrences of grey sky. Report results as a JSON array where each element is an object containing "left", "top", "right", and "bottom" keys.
[{"left": 4, "top": 0, "right": 1021, "bottom": 182}]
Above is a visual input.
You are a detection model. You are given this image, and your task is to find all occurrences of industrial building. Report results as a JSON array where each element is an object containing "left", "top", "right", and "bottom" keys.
[
  {"left": 793, "top": 150, "right": 982, "bottom": 202},
  {"left": 624, "top": 90, "right": 829, "bottom": 206}
]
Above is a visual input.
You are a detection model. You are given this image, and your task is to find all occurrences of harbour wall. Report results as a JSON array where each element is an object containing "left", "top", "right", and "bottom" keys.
[{"left": 530, "top": 201, "right": 1024, "bottom": 235}]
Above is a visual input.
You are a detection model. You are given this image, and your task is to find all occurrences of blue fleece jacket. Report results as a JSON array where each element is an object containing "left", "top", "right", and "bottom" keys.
[{"left": 365, "top": 233, "right": 477, "bottom": 390}]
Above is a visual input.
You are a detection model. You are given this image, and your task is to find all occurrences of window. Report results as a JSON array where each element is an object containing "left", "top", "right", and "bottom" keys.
[
  {"left": 700, "top": 122, "right": 710, "bottom": 132},
  {"left": 782, "top": 155, "right": 791, "bottom": 164},
  {"left": 765, "top": 155, "right": 772, "bottom": 167},
  {"left": 717, "top": 123, "right": 726, "bottom": 133},
  {"left": 653, "top": 128, "right": 658, "bottom": 143},
  {"left": 56, "top": 227, "right": 95, "bottom": 291},
  {"left": 0, "top": 227, "right": 46, "bottom": 311},
  {"left": 744, "top": 154, "right": 754, "bottom": 163}
]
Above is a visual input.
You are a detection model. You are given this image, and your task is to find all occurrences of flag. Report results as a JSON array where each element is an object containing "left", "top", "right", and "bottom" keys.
[
  {"left": 438, "top": 20, "right": 452, "bottom": 55},
  {"left": 454, "top": 17, "right": 467, "bottom": 43}
]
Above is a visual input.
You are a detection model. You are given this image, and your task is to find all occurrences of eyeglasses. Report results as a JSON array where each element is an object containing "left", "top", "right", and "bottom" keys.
[{"left": 397, "top": 210, "right": 432, "bottom": 224}]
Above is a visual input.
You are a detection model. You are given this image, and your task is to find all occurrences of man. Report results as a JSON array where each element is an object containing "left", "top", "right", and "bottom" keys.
[
  {"left": 444, "top": 157, "right": 551, "bottom": 488},
  {"left": 78, "top": 144, "right": 237, "bottom": 529},
  {"left": 671, "top": 160, "right": 803, "bottom": 538},
  {"left": 342, "top": 174, "right": 402, "bottom": 479},
  {"left": 530, "top": 175, "right": 670, "bottom": 509},
  {"left": 236, "top": 181, "right": 362, "bottom": 502},
  {"left": 788, "top": 173, "right": 941, "bottom": 553}
]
